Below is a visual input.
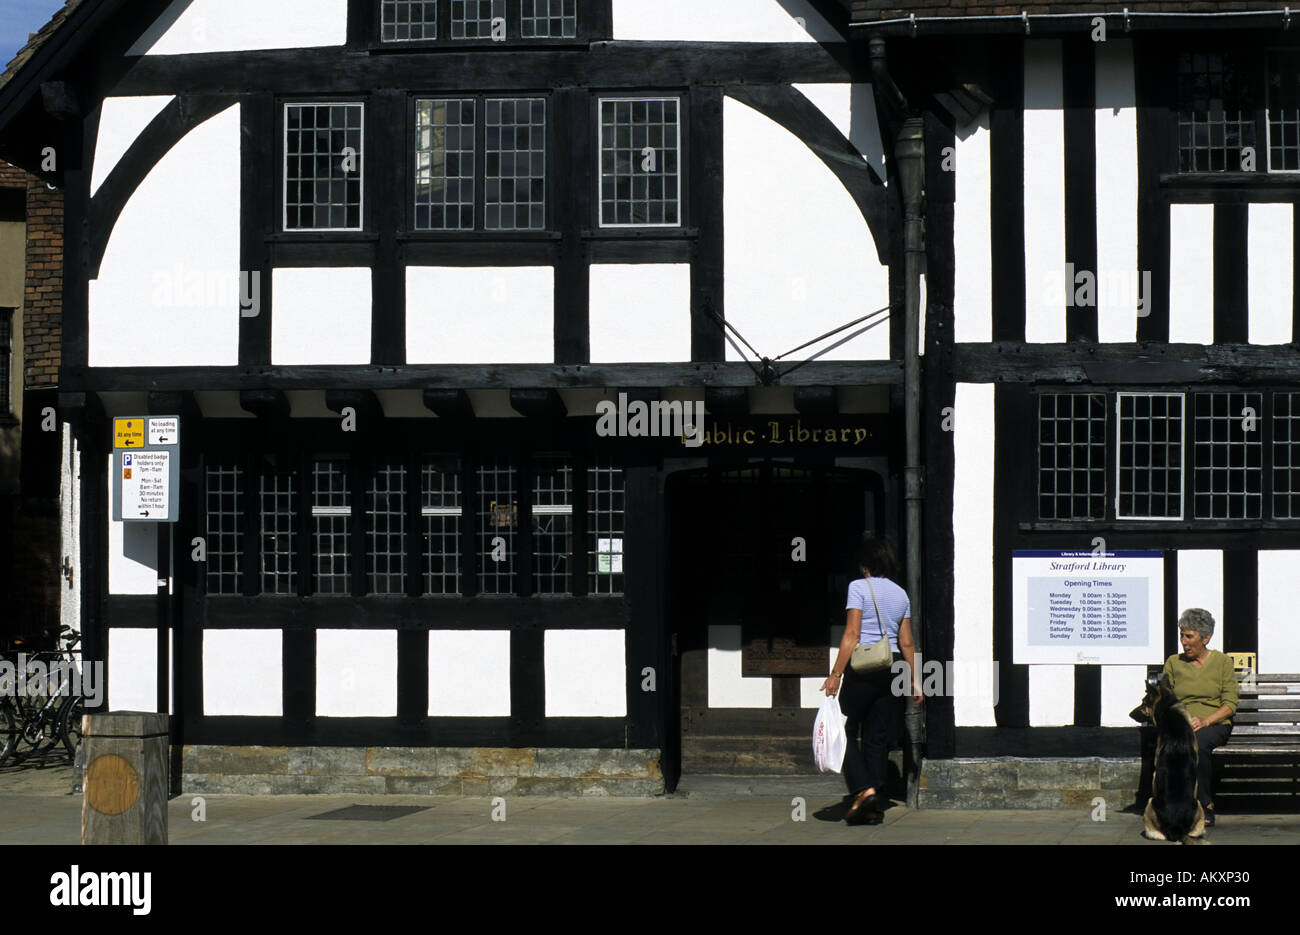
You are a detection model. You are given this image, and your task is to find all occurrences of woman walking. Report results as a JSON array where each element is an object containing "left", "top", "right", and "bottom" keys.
[{"left": 821, "top": 539, "right": 921, "bottom": 825}]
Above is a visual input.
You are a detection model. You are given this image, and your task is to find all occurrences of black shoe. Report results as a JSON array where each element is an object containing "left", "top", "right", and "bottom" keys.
[{"left": 1204, "top": 808, "right": 1215, "bottom": 827}]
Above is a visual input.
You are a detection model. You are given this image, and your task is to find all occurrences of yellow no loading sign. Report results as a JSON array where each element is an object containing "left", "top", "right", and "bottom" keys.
[{"left": 113, "top": 418, "right": 145, "bottom": 449}]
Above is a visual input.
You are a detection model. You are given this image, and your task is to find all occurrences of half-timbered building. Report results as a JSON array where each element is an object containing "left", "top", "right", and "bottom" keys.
[{"left": 4, "top": 0, "right": 1297, "bottom": 803}]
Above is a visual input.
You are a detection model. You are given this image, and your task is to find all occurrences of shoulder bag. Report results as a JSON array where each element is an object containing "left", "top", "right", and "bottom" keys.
[{"left": 849, "top": 578, "right": 894, "bottom": 674}]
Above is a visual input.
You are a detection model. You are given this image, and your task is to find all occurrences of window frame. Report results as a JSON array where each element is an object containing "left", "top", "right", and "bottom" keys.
[
  {"left": 375, "top": 0, "right": 602, "bottom": 48},
  {"left": 281, "top": 100, "right": 367, "bottom": 233},
  {"left": 596, "top": 94, "right": 685, "bottom": 230}
]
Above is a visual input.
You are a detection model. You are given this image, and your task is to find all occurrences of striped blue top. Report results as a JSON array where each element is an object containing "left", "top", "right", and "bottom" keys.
[{"left": 845, "top": 576, "right": 911, "bottom": 652}]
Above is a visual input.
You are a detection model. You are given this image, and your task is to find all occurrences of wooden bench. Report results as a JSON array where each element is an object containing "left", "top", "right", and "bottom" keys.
[{"left": 1137, "top": 659, "right": 1300, "bottom": 811}]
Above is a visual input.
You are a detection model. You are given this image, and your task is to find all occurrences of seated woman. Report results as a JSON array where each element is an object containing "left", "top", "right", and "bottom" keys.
[{"left": 1161, "top": 608, "right": 1239, "bottom": 826}]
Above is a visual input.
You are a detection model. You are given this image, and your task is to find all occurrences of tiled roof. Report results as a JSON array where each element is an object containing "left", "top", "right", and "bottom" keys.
[
  {"left": 851, "top": 1, "right": 1300, "bottom": 21},
  {"left": 0, "top": 0, "right": 84, "bottom": 95}
]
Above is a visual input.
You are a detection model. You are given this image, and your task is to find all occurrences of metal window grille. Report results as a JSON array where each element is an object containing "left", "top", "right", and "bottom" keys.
[
  {"left": 312, "top": 459, "right": 351, "bottom": 595},
  {"left": 520, "top": 0, "right": 576, "bottom": 37},
  {"left": 1177, "top": 52, "right": 1256, "bottom": 172},
  {"left": 1273, "top": 392, "right": 1300, "bottom": 518},
  {"left": 381, "top": 0, "right": 437, "bottom": 40},
  {"left": 260, "top": 469, "right": 298, "bottom": 594},
  {"left": 587, "top": 461, "right": 625, "bottom": 595},
  {"left": 1269, "top": 51, "right": 1300, "bottom": 170},
  {"left": 205, "top": 464, "right": 243, "bottom": 594},
  {"left": 368, "top": 461, "right": 407, "bottom": 594},
  {"left": 415, "top": 99, "right": 476, "bottom": 230},
  {"left": 1116, "top": 393, "right": 1185, "bottom": 520},
  {"left": 532, "top": 457, "right": 572, "bottom": 595},
  {"left": 477, "top": 460, "right": 517, "bottom": 593},
  {"left": 1037, "top": 394, "right": 1107, "bottom": 520},
  {"left": 600, "top": 97, "right": 681, "bottom": 226},
  {"left": 422, "top": 457, "right": 462, "bottom": 595},
  {"left": 485, "top": 98, "right": 546, "bottom": 231},
  {"left": 0, "top": 309, "right": 11, "bottom": 416},
  {"left": 1193, "top": 392, "right": 1262, "bottom": 520},
  {"left": 450, "top": 0, "right": 504, "bottom": 38},
  {"left": 284, "top": 103, "right": 364, "bottom": 230}
]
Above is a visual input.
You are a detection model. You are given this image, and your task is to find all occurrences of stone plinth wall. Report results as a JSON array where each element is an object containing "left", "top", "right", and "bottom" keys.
[
  {"left": 918, "top": 757, "right": 1142, "bottom": 810},
  {"left": 182, "top": 746, "right": 665, "bottom": 796}
]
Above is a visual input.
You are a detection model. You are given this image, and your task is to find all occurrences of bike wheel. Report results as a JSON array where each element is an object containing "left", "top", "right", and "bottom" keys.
[
  {"left": 58, "top": 696, "right": 84, "bottom": 761},
  {"left": 0, "top": 700, "right": 19, "bottom": 767}
]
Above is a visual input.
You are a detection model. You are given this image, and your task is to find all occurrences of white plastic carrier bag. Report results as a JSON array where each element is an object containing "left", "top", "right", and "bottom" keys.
[{"left": 813, "top": 692, "right": 849, "bottom": 773}]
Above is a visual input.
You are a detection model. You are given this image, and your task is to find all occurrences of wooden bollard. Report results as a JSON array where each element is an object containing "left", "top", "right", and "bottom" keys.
[{"left": 81, "top": 712, "right": 168, "bottom": 845}]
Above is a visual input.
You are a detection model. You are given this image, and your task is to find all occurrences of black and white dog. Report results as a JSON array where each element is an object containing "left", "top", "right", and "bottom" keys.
[{"left": 1132, "top": 675, "right": 1207, "bottom": 844}]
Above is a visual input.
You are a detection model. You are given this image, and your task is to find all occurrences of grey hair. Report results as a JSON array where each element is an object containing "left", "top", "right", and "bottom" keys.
[{"left": 1178, "top": 608, "right": 1215, "bottom": 640}]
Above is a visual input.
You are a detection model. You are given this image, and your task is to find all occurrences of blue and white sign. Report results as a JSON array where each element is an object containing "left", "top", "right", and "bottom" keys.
[{"left": 1013, "top": 550, "right": 1164, "bottom": 664}]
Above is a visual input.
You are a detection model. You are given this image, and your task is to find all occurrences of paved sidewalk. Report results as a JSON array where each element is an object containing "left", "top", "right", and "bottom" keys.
[{"left": 3, "top": 763, "right": 1298, "bottom": 844}]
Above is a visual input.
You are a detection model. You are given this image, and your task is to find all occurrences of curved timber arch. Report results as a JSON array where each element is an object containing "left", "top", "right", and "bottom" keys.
[
  {"left": 723, "top": 83, "right": 891, "bottom": 265},
  {"left": 87, "top": 92, "right": 238, "bottom": 276}
]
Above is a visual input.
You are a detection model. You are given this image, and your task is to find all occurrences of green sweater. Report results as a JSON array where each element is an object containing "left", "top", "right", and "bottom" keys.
[{"left": 1161, "top": 651, "right": 1239, "bottom": 726}]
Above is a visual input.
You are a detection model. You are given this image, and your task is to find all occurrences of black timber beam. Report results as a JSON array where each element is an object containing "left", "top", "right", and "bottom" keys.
[
  {"left": 952, "top": 343, "right": 1300, "bottom": 384},
  {"left": 147, "top": 391, "right": 200, "bottom": 422},
  {"left": 508, "top": 389, "right": 567, "bottom": 419},
  {"left": 793, "top": 386, "right": 837, "bottom": 415},
  {"left": 237, "top": 389, "right": 289, "bottom": 421},
  {"left": 705, "top": 387, "right": 748, "bottom": 417},
  {"left": 422, "top": 389, "right": 474, "bottom": 421},
  {"left": 324, "top": 390, "right": 382, "bottom": 423},
  {"left": 75, "top": 361, "right": 904, "bottom": 393}
]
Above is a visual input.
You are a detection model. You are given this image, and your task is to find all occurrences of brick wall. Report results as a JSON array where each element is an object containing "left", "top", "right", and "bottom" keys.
[{"left": 22, "top": 174, "right": 60, "bottom": 388}]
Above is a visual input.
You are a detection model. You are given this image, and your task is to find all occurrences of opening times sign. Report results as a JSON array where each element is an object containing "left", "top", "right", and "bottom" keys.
[{"left": 1013, "top": 550, "right": 1164, "bottom": 664}]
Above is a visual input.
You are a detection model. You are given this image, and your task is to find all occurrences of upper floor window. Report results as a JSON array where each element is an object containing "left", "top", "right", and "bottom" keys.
[
  {"left": 521, "top": 0, "right": 577, "bottom": 38},
  {"left": 382, "top": 0, "right": 438, "bottom": 41},
  {"left": 284, "top": 103, "right": 364, "bottom": 231},
  {"left": 380, "top": 0, "right": 577, "bottom": 43},
  {"left": 415, "top": 96, "right": 547, "bottom": 231},
  {"left": 1176, "top": 49, "right": 1300, "bottom": 173},
  {"left": 599, "top": 97, "right": 681, "bottom": 227}
]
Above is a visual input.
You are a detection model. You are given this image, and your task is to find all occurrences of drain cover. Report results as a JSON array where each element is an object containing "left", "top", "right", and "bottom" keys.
[{"left": 306, "top": 805, "right": 429, "bottom": 822}]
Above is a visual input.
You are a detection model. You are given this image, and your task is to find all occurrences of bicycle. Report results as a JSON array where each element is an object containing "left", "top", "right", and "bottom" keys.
[{"left": 0, "top": 627, "right": 84, "bottom": 768}]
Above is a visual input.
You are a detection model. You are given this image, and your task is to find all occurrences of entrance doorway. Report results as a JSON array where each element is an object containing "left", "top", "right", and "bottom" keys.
[{"left": 664, "top": 460, "right": 886, "bottom": 788}]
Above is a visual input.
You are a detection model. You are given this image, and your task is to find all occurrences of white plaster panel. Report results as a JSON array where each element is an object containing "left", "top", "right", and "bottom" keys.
[
  {"left": 406, "top": 266, "right": 554, "bottom": 363},
  {"left": 954, "top": 115, "right": 992, "bottom": 343},
  {"left": 429, "top": 631, "right": 512, "bottom": 717},
  {"left": 91, "top": 96, "right": 174, "bottom": 197},
  {"left": 544, "top": 630, "right": 626, "bottom": 717},
  {"left": 89, "top": 104, "right": 240, "bottom": 367},
  {"left": 129, "top": 0, "right": 347, "bottom": 55},
  {"left": 1101, "top": 665, "right": 1148, "bottom": 726},
  {"left": 612, "top": 0, "right": 837, "bottom": 42},
  {"left": 724, "top": 96, "right": 888, "bottom": 362},
  {"left": 1028, "top": 665, "right": 1074, "bottom": 726},
  {"left": 1168, "top": 204, "right": 1215, "bottom": 344},
  {"left": 953, "top": 384, "right": 996, "bottom": 726},
  {"left": 708, "top": 624, "right": 772, "bottom": 708},
  {"left": 1024, "top": 40, "right": 1067, "bottom": 343},
  {"left": 271, "top": 267, "right": 372, "bottom": 365},
  {"left": 589, "top": 264, "right": 691, "bottom": 362},
  {"left": 1248, "top": 202, "right": 1294, "bottom": 345},
  {"left": 316, "top": 630, "right": 397, "bottom": 717},
  {"left": 108, "top": 628, "right": 170, "bottom": 713},
  {"left": 203, "top": 630, "right": 282, "bottom": 716},
  {"left": 1094, "top": 40, "right": 1139, "bottom": 343},
  {"left": 792, "top": 83, "right": 885, "bottom": 176},
  {"left": 1177, "top": 550, "right": 1224, "bottom": 649},
  {"left": 106, "top": 454, "right": 158, "bottom": 595},
  {"left": 1257, "top": 551, "right": 1300, "bottom": 672}
]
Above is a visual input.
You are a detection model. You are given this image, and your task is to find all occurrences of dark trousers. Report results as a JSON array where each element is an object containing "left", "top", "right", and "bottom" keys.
[
  {"left": 839, "top": 658, "right": 903, "bottom": 797},
  {"left": 1195, "top": 723, "right": 1232, "bottom": 808}
]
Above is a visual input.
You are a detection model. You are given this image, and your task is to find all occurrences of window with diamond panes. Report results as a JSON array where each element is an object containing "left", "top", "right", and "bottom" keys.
[
  {"left": 260, "top": 468, "right": 298, "bottom": 594},
  {"left": 521, "top": 0, "right": 576, "bottom": 37},
  {"left": 1117, "top": 393, "right": 1185, "bottom": 520},
  {"left": 1177, "top": 52, "right": 1257, "bottom": 172},
  {"left": 477, "top": 460, "right": 517, "bottom": 593},
  {"left": 587, "top": 461, "right": 625, "bottom": 595},
  {"left": 486, "top": 98, "right": 546, "bottom": 230},
  {"left": 368, "top": 462, "right": 407, "bottom": 594},
  {"left": 1037, "top": 394, "right": 1107, "bottom": 520},
  {"left": 381, "top": 0, "right": 437, "bottom": 41},
  {"left": 1274, "top": 393, "right": 1300, "bottom": 518},
  {"left": 1193, "top": 392, "right": 1262, "bottom": 520},
  {"left": 284, "top": 103, "right": 363, "bottom": 230},
  {"left": 205, "top": 464, "right": 243, "bottom": 594},
  {"left": 415, "top": 99, "right": 475, "bottom": 230},
  {"left": 532, "top": 457, "right": 572, "bottom": 594},
  {"left": 312, "top": 460, "right": 351, "bottom": 595},
  {"left": 422, "top": 457, "right": 462, "bottom": 595},
  {"left": 451, "top": 0, "right": 504, "bottom": 38},
  {"left": 600, "top": 97, "right": 680, "bottom": 226}
]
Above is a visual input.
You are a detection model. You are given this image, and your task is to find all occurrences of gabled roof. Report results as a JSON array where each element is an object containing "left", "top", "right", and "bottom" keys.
[{"left": 0, "top": 0, "right": 84, "bottom": 96}]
